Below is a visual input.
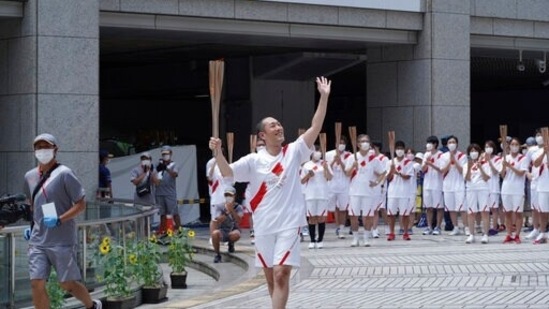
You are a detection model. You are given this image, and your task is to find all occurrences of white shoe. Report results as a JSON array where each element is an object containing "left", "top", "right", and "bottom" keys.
[
  {"left": 372, "top": 229, "right": 380, "bottom": 238},
  {"left": 250, "top": 238, "right": 255, "bottom": 245},
  {"left": 93, "top": 300, "right": 103, "bottom": 309},
  {"left": 338, "top": 234, "right": 346, "bottom": 239},
  {"left": 481, "top": 234, "right": 488, "bottom": 244},
  {"left": 350, "top": 238, "right": 359, "bottom": 247},
  {"left": 316, "top": 242, "right": 324, "bottom": 249},
  {"left": 534, "top": 233, "right": 547, "bottom": 244},
  {"left": 465, "top": 234, "right": 474, "bottom": 244},
  {"left": 308, "top": 242, "right": 316, "bottom": 249},
  {"left": 525, "top": 229, "right": 540, "bottom": 240},
  {"left": 449, "top": 227, "right": 460, "bottom": 236},
  {"left": 464, "top": 227, "right": 471, "bottom": 236},
  {"left": 363, "top": 238, "right": 371, "bottom": 247}
]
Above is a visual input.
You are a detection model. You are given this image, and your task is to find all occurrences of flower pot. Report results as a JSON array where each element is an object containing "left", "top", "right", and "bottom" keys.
[
  {"left": 170, "top": 271, "right": 188, "bottom": 289},
  {"left": 104, "top": 295, "right": 136, "bottom": 309},
  {"left": 141, "top": 284, "right": 168, "bottom": 304}
]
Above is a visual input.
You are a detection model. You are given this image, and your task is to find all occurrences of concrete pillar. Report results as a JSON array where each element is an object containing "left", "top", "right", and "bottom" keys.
[
  {"left": 367, "top": 0, "right": 470, "bottom": 152},
  {"left": 0, "top": 0, "right": 99, "bottom": 196}
]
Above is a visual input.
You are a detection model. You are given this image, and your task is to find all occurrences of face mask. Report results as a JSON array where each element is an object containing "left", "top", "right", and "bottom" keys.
[
  {"left": 338, "top": 144, "right": 346, "bottom": 151},
  {"left": 162, "top": 154, "right": 170, "bottom": 161},
  {"left": 312, "top": 151, "right": 322, "bottom": 160},
  {"left": 510, "top": 145, "right": 519, "bottom": 154},
  {"left": 225, "top": 196, "right": 234, "bottom": 203},
  {"left": 469, "top": 151, "right": 479, "bottom": 160},
  {"left": 536, "top": 136, "right": 544, "bottom": 145},
  {"left": 485, "top": 147, "right": 493, "bottom": 155},
  {"left": 141, "top": 160, "right": 151, "bottom": 167},
  {"left": 35, "top": 149, "right": 54, "bottom": 165},
  {"left": 256, "top": 145, "right": 265, "bottom": 152},
  {"left": 360, "top": 142, "right": 370, "bottom": 150},
  {"left": 448, "top": 143, "right": 457, "bottom": 151},
  {"left": 395, "top": 149, "right": 404, "bottom": 157},
  {"left": 406, "top": 154, "right": 415, "bottom": 161},
  {"left": 426, "top": 143, "right": 433, "bottom": 151}
]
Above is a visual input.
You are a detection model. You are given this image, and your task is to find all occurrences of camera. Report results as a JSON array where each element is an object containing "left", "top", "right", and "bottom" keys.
[{"left": 0, "top": 193, "right": 31, "bottom": 226}]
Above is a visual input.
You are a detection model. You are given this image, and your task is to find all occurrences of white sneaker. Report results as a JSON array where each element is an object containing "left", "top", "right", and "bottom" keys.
[
  {"left": 302, "top": 227, "right": 310, "bottom": 236},
  {"left": 464, "top": 227, "right": 471, "bottom": 236},
  {"left": 316, "top": 242, "right": 324, "bottom": 249},
  {"left": 93, "top": 299, "right": 103, "bottom": 309},
  {"left": 422, "top": 228, "right": 433, "bottom": 235},
  {"left": 534, "top": 233, "right": 547, "bottom": 244},
  {"left": 525, "top": 229, "right": 540, "bottom": 240},
  {"left": 481, "top": 234, "right": 488, "bottom": 244},
  {"left": 250, "top": 238, "right": 255, "bottom": 245},
  {"left": 308, "top": 242, "right": 316, "bottom": 249},
  {"left": 363, "top": 238, "right": 371, "bottom": 247},
  {"left": 338, "top": 233, "right": 346, "bottom": 239},
  {"left": 465, "top": 234, "right": 474, "bottom": 244},
  {"left": 449, "top": 227, "right": 460, "bottom": 236},
  {"left": 372, "top": 229, "right": 380, "bottom": 238},
  {"left": 350, "top": 238, "right": 359, "bottom": 247}
]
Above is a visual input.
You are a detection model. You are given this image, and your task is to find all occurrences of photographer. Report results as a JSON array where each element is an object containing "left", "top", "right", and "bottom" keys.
[{"left": 130, "top": 152, "right": 160, "bottom": 206}]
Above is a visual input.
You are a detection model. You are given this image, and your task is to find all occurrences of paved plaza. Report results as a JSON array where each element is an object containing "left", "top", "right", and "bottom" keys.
[{"left": 139, "top": 224, "right": 549, "bottom": 309}]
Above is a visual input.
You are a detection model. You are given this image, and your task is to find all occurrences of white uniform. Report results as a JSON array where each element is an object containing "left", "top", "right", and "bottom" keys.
[
  {"left": 463, "top": 159, "right": 491, "bottom": 213},
  {"left": 422, "top": 150, "right": 444, "bottom": 209},
  {"left": 487, "top": 155, "right": 503, "bottom": 208},
  {"left": 534, "top": 149, "right": 549, "bottom": 213},
  {"left": 301, "top": 160, "right": 332, "bottom": 217},
  {"left": 325, "top": 149, "right": 351, "bottom": 211},
  {"left": 206, "top": 158, "right": 230, "bottom": 215},
  {"left": 387, "top": 157, "right": 415, "bottom": 215},
  {"left": 528, "top": 146, "right": 541, "bottom": 211},
  {"left": 501, "top": 153, "right": 529, "bottom": 212},
  {"left": 441, "top": 151, "right": 467, "bottom": 212},
  {"left": 344, "top": 152, "right": 386, "bottom": 217}
]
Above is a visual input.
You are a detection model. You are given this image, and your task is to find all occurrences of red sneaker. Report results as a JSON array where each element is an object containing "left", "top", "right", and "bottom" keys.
[
  {"left": 514, "top": 235, "right": 521, "bottom": 244},
  {"left": 387, "top": 233, "right": 395, "bottom": 241},
  {"left": 403, "top": 233, "right": 411, "bottom": 241},
  {"left": 503, "top": 235, "right": 514, "bottom": 243}
]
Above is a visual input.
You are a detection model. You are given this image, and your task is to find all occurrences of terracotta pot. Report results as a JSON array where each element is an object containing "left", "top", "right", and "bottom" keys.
[
  {"left": 170, "top": 271, "right": 188, "bottom": 289},
  {"left": 141, "top": 284, "right": 168, "bottom": 304}
]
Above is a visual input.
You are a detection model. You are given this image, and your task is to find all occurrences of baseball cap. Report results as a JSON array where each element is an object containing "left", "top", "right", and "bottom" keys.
[
  {"left": 140, "top": 152, "right": 152, "bottom": 159},
  {"left": 33, "top": 133, "right": 57, "bottom": 146},
  {"left": 224, "top": 186, "right": 236, "bottom": 195},
  {"left": 99, "top": 149, "right": 110, "bottom": 160},
  {"left": 524, "top": 137, "right": 536, "bottom": 147},
  {"left": 415, "top": 152, "right": 424, "bottom": 160},
  {"left": 161, "top": 145, "right": 172, "bottom": 154}
]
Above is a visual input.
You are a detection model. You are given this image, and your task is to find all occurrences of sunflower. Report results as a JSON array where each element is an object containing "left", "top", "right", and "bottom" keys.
[
  {"left": 101, "top": 236, "right": 111, "bottom": 246},
  {"left": 149, "top": 234, "right": 157, "bottom": 243},
  {"left": 128, "top": 253, "right": 137, "bottom": 265},
  {"left": 188, "top": 230, "right": 195, "bottom": 238},
  {"left": 166, "top": 229, "right": 174, "bottom": 237},
  {"left": 99, "top": 243, "right": 110, "bottom": 255}
]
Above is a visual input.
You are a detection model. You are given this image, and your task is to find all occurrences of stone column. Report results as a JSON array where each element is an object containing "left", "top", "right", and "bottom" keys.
[
  {"left": 0, "top": 0, "right": 99, "bottom": 195},
  {"left": 367, "top": 0, "right": 470, "bottom": 152}
]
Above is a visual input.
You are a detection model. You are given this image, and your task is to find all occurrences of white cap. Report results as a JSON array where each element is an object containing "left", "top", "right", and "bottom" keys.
[
  {"left": 415, "top": 152, "right": 424, "bottom": 160},
  {"left": 33, "top": 133, "right": 57, "bottom": 146}
]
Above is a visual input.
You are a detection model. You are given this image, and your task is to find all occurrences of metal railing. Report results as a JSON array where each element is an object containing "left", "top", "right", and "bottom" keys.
[{"left": 0, "top": 199, "right": 157, "bottom": 309}]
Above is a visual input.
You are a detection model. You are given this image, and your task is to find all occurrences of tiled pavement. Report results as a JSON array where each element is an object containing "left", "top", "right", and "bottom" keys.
[{"left": 139, "top": 225, "right": 549, "bottom": 309}]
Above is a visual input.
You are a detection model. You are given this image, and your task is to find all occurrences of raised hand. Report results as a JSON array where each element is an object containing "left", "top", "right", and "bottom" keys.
[{"left": 316, "top": 76, "right": 331, "bottom": 96}]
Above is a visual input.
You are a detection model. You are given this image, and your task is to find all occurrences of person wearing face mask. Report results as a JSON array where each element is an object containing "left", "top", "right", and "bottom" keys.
[
  {"left": 301, "top": 145, "right": 333, "bottom": 249},
  {"left": 531, "top": 131, "right": 549, "bottom": 244},
  {"left": 131, "top": 152, "right": 160, "bottom": 207},
  {"left": 403, "top": 148, "right": 423, "bottom": 233},
  {"left": 386, "top": 141, "right": 415, "bottom": 241},
  {"left": 421, "top": 136, "right": 445, "bottom": 236},
  {"left": 500, "top": 137, "right": 529, "bottom": 243},
  {"left": 370, "top": 141, "right": 389, "bottom": 239},
  {"left": 23, "top": 133, "right": 102, "bottom": 309},
  {"left": 483, "top": 140, "right": 504, "bottom": 236},
  {"left": 440, "top": 136, "right": 468, "bottom": 236},
  {"left": 463, "top": 143, "right": 491, "bottom": 244},
  {"left": 97, "top": 149, "right": 113, "bottom": 200},
  {"left": 325, "top": 135, "right": 352, "bottom": 239},
  {"left": 154, "top": 145, "right": 181, "bottom": 234},
  {"left": 211, "top": 186, "right": 243, "bottom": 263},
  {"left": 524, "top": 133, "right": 542, "bottom": 241},
  {"left": 344, "top": 134, "right": 386, "bottom": 247}
]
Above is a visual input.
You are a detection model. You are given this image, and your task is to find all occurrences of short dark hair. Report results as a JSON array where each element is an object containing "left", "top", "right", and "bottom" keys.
[
  {"left": 372, "top": 141, "right": 382, "bottom": 150},
  {"left": 395, "top": 140, "right": 405, "bottom": 149},
  {"left": 466, "top": 143, "right": 482, "bottom": 154},
  {"left": 426, "top": 135, "right": 439, "bottom": 146}
]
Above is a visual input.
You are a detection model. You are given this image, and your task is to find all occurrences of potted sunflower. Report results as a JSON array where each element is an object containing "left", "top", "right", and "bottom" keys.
[
  {"left": 133, "top": 235, "right": 168, "bottom": 303},
  {"left": 96, "top": 236, "right": 138, "bottom": 309},
  {"left": 166, "top": 227, "right": 195, "bottom": 289}
]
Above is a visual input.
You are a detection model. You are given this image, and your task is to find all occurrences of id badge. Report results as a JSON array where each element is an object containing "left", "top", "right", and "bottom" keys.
[{"left": 42, "top": 202, "right": 57, "bottom": 218}]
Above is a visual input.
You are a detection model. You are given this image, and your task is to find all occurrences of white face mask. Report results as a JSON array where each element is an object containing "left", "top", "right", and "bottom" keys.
[
  {"left": 162, "top": 154, "right": 170, "bottom": 161},
  {"left": 338, "top": 144, "right": 346, "bottom": 152},
  {"left": 510, "top": 145, "right": 519, "bottom": 154},
  {"left": 360, "top": 142, "right": 370, "bottom": 150},
  {"left": 35, "top": 149, "right": 55, "bottom": 165},
  {"left": 426, "top": 143, "right": 433, "bottom": 151},
  {"left": 469, "top": 151, "right": 479, "bottom": 160},
  {"left": 485, "top": 147, "right": 493, "bottom": 155},
  {"left": 395, "top": 149, "right": 405, "bottom": 158},
  {"left": 406, "top": 154, "right": 415, "bottom": 161},
  {"left": 256, "top": 145, "right": 265, "bottom": 152},
  {"left": 448, "top": 143, "right": 457, "bottom": 152},
  {"left": 536, "top": 136, "right": 544, "bottom": 145},
  {"left": 522, "top": 148, "right": 528, "bottom": 155},
  {"left": 141, "top": 160, "right": 151, "bottom": 167},
  {"left": 312, "top": 151, "right": 322, "bottom": 161},
  {"left": 225, "top": 196, "right": 234, "bottom": 203}
]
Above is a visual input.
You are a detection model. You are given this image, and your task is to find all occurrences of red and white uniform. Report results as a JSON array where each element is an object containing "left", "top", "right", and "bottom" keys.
[
  {"left": 441, "top": 151, "right": 467, "bottom": 212},
  {"left": 301, "top": 159, "right": 332, "bottom": 217},
  {"left": 501, "top": 153, "right": 529, "bottom": 212},
  {"left": 344, "top": 152, "right": 386, "bottom": 217},
  {"left": 463, "top": 159, "right": 491, "bottom": 213},
  {"left": 422, "top": 150, "right": 444, "bottom": 209},
  {"left": 534, "top": 149, "right": 549, "bottom": 213},
  {"left": 325, "top": 149, "right": 351, "bottom": 211},
  {"left": 387, "top": 157, "right": 415, "bottom": 215},
  {"left": 486, "top": 155, "right": 503, "bottom": 208}
]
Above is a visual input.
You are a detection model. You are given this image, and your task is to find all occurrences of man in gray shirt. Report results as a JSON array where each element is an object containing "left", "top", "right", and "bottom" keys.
[{"left": 155, "top": 145, "right": 180, "bottom": 233}]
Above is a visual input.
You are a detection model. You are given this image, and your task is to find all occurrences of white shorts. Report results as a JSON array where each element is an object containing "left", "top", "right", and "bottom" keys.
[
  {"left": 531, "top": 189, "right": 539, "bottom": 211},
  {"left": 348, "top": 196, "right": 376, "bottom": 217},
  {"left": 409, "top": 195, "right": 417, "bottom": 213},
  {"left": 487, "top": 192, "right": 500, "bottom": 209},
  {"left": 537, "top": 192, "right": 549, "bottom": 213},
  {"left": 306, "top": 199, "right": 329, "bottom": 217},
  {"left": 387, "top": 197, "right": 412, "bottom": 216},
  {"left": 328, "top": 192, "right": 349, "bottom": 212},
  {"left": 423, "top": 189, "right": 443, "bottom": 209},
  {"left": 501, "top": 194, "right": 524, "bottom": 213},
  {"left": 254, "top": 227, "right": 301, "bottom": 268},
  {"left": 466, "top": 190, "right": 489, "bottom": 213},
  {"left": 443, "top": 191, "right": 465, "bottom": 212}
]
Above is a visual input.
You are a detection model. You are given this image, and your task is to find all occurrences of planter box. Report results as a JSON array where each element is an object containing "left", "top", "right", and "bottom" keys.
[{"left": 141, "top": 284, "right": 168, "bottom": 304}]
